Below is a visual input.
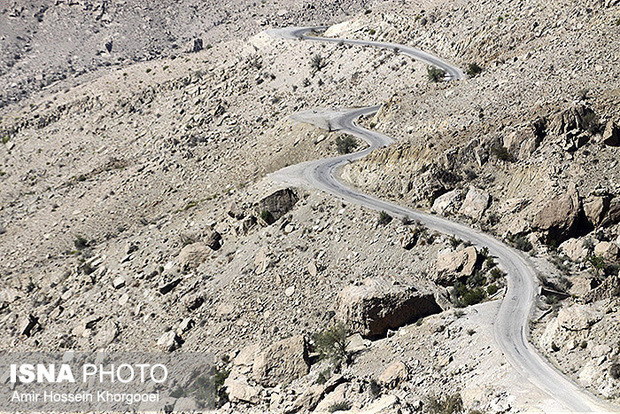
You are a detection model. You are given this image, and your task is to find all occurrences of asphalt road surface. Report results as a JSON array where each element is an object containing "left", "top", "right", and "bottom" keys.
[{"left": 267, "top": 27, "right": 616, "bottom": 412}]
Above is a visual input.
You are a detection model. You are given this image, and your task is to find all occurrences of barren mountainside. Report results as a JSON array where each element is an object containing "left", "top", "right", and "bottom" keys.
[{"left": 1, "top": 0, "right": 620, "bottom": 412}]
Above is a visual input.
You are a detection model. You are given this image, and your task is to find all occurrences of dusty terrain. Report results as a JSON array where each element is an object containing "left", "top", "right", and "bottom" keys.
[{"left": 1, "top": 0, "right": 620, "bottom": 412}]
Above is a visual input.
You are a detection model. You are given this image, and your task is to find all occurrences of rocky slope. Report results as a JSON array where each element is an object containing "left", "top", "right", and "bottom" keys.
[{"left": 1, "top": 0, "right": 620, "bottom": 412}]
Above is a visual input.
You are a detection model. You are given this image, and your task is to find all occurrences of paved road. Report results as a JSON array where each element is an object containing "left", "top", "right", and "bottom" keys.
[{"left": 267, "top": 27, "right": 616, "bottom": 412}]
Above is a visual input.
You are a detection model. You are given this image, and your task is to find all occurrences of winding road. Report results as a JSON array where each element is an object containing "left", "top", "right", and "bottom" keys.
[{"left": 265, "top": 27, "right": 618, "bottom": 412}]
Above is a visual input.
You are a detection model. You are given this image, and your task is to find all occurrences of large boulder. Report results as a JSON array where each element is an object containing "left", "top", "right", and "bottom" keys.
[
  {"left": 436, "top": 246, "right": 478, "bottom": 286},
  {"left": 533, "top": 184, "right": 581, "bottom": 242},
  {"left": 559, "top": 238, "right": 591, "bottom": 262},
  {"left": 601, "top": 197, "right": 620, "bottom": 227},
  {"left": 335, "top": 278, "right": 442, "bottom": 338},
  {"left": 257, "top": 188, "right": 299, "bottom": 222},
  {"left": 378, "top": 361, "right": 409, "bottom": 388},
  {"left": 602, "top": 120, "right": 619, "bottom": 147},
  {"left": 431, "top": 189, "right": 462, "bottom": 216},
  {"left": 594, "top": 241, "right": 619, "bottom": 262},
  {"left": 459, "top": 187, "right": 490, "bottom": 221},
  {"left": 252, "top": 335, "right": 310, "bottom": 387},
  {"left": 583, "top": 195, "right": 610, "bottom": 228},
  {"left": 556, "top": 304, "right": 602, "bottom": 331}
]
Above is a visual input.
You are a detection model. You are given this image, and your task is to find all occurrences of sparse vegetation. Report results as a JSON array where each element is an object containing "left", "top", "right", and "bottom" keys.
[
  {"left": 492, "top": 145, "right": 515, "bottom": 162},
  {"left": 313, "top": 322, "right": 350, "bottom": 368},
  {"left": 427, "top": 393, "right": 464, "bottom": 414},
  {"left": 260, "top": 210, "right": 274, "bottom": 224},
  {"left": 427, "top": 66, "right": 446, "bottom": 82},
  {"left": 335, "top": 135, "right": 357, "bottom": 154},
  {"left": 466, "top": 63, "right": 483, "bottom": 77},
  {"left": 1, "top": 136, "right": 10, "bottom": 144},
  {"left": 73, "top": 235, "right": 89, "bottom": 250},
  {"left": 310, "top": 53, "right": 327, "bottom": 73},
  {"left": 507, "top": 234, "right": 533, "bottom": 252},
  {"left": 587, "top": 254, "right": 605, "bottom": 277},
  {"left": 378, "top": 211, "right": 393, "bottom": 225},
  {"left": 329, "top": 401, "right": 352, "bottom": 412}
]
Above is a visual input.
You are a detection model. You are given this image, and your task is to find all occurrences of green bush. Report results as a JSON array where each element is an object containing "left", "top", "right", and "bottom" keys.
[
  {"left": 378, "top": 211, "right": 393, "bottom": 225},
  {"left": 313, "top": 323, "right": 350, "bottom": 367},
  {"left": 335, "top": 136, "right": 357, "bottom": 154},
  {"left": 427, "top": 66, "right": 446, "bottom": 82},
  {"left": 511, "top": 235, "right": 533, "bottom": 252},
  {"left": 487, "top": 284, "right": 498, "bottom": 295}
]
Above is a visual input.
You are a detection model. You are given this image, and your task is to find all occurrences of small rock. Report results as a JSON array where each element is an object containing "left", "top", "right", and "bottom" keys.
[
  {"left": 602, "top": 120, "right": 619, "bottom": 147},
  {"left": 157, "top": 331, "right": 183, "bottom": 352},
  {"left": 379, "top": 361, "right": 409, "bottom": 388},
  {"left": 19, "top": 315, "right": 39, "bottom": 337},
  {"left": 118, "top": 293, "right": 129, "bottom": 306},
  {"left": 112, "top": 277, "right": 126, "bottom": 289},
  {"left": 285, "top": 286, "right": 295, "bottom": 297}
]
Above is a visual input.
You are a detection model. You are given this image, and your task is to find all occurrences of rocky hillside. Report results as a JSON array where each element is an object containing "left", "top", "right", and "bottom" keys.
[
  {"left": 1, "top": 0, "right": 619, "bottom": 412},
  {"left": 0, "top": 0, "right": 370, "bottom": 109}
]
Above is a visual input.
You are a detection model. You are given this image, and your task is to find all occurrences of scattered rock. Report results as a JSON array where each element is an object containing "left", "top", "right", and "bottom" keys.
[
  {"left": 363, "top": 394, "right": 400, "bottom": 414},
  {"left": 254, "top": 247, "right": 271, "bottom": 274},
  {"left": 182, "top": 293, "right": 204, "bottom": 311},
  {"left": 19, "top": 314, "right": 39, "bottom": 337},
  {"left": 224, "top": 376, "right": 261, "bottom": 404},
  {"left": 400, "top": 230, "right": 419, "bottom": 250},
  {"left": 548, "top": 104, "right": 596, "bottom": 137},
  {"left": 191, "top": 38, "right": 203, "bottom": 53},
  {"left": 204, "top": 230, "right": 223, "bottom": 251},
  {"left": 112, "top": 276, "right": 126, "bottom": 289},
  {"left": 336, "top": 277, "right": 442, "bottom": 338},
  {"left": 252, "top": 335, "right": 310, "bottom": 387},
  {"left": 459, "top": 186, "right": 490, "bottom": 221},
  {"left": 94, "top": 321, "right": 118, "bottom": 348}
]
